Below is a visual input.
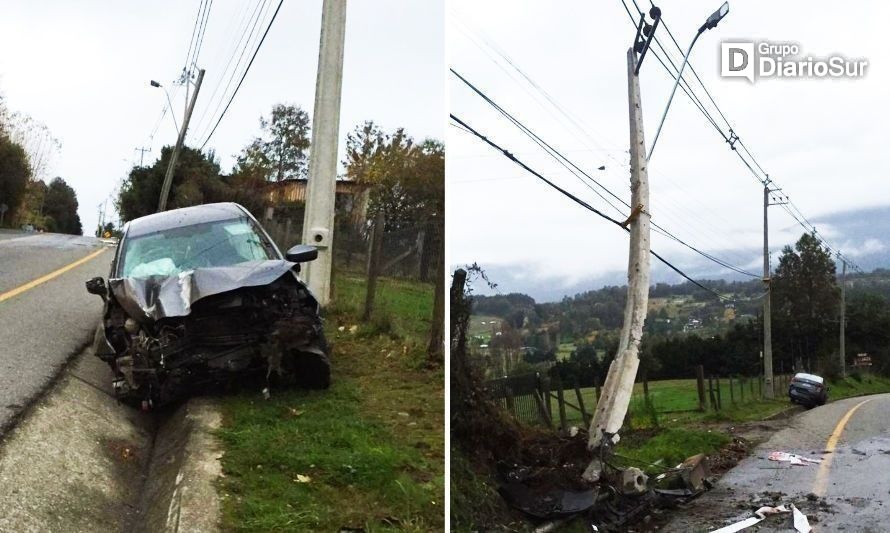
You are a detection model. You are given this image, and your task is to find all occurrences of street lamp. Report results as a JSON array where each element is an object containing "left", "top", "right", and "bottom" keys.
[
  {"left": 647, "top": 1, "right": 729, "bottom": 161},
  {"left": 150, "top": 80, "right": 180, "bottom": 135}
]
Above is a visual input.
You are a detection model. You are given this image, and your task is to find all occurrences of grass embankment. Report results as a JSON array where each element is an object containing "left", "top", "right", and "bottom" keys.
[{"left": 216, "top": 275, "right": 443, "bottom": 532}]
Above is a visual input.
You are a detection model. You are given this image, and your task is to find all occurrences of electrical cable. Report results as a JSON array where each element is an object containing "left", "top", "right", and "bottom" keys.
[
  {"left": 450, "top": 113, "right": 733, "bottom": 301},
  {"left": 191, "top": 0, "right": 267, "bottom": 144},
  {"left": 451, "top": 69, "right": 760, "bottom": 279},
  {"left": 199, "top": 0, "right": 283, "bottom": 149},
  {"left": 622, "top": 0, "right": 863, "bottom": 273}
]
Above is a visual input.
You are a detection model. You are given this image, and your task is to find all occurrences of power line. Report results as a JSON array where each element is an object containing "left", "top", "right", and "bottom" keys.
[
  {"left": 620, "top": 0, "right": 863, "bottom": 273},
  {"left": 183, "top": 0, "right": 206, "bottom": 73},
  {"left": 199, "top": 0, "right": 283, "bottom": 149},
  {"left": 190, "top": 0, "right": 263, "bottom": 141},
  {"left": 190, "top": 0, "right": 214, "bottom": 71},
  {"left": 451, "top": 12, "right": 759, "bottom": 270},
  {"left": 451, "top": 68, "right": 760, "bottom": 278},
  {"left": 450, "top": 113, "right": 733, "bottom": 301}
]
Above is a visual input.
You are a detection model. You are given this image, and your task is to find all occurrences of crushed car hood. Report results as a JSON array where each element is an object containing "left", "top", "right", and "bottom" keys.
[{"left": 109, "top": 259, "right": 297, "bottom": 321}]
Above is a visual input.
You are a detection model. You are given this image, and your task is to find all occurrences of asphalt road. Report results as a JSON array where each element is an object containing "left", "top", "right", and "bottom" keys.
[
  {"left": 0, "top": 231, "right": 111, "bottom": 435},
  {"left": 664, "top": 393, "right": 890, "bottom": 532}
]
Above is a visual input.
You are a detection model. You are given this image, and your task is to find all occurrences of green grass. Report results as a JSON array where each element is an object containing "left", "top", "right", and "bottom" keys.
[
  {"left": 549, "top": 373, "right": 890, "bottom": 430},
  {"left": 615, "top": 429, "right": 730, "bottom": 474},
  {"left": 217, "top": 275, "right": 443, "bottom": 532}
]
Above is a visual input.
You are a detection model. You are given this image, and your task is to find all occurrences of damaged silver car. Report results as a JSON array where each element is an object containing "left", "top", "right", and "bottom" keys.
[{"left": 85, "top": 202, "right": 330, "bottom": 409}]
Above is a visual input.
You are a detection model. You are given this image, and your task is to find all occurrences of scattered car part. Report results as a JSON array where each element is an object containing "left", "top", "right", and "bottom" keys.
[{"left": 767, "top": 451, "right": 822, "bottom": 466}]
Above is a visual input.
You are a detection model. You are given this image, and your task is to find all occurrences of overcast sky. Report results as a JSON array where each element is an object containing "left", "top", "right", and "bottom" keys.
[
  {"left": 448, "top": 0, "right": 889, "bottom": 299},
  {"left": 0, "top": 0, "right": 444, "bottom": 235}
]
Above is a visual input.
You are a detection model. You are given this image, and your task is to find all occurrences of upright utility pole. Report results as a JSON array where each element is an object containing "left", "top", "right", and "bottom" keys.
[
  {"left": 586, "top": 47, "right": 651, "bottom": 462},
  {"left": 761, "top": 184, "right": 786, "bottom": 397},
  {"left": 839, "top": 258, "right": 847, "bottom": 378},
  {"left": 157, "top": 68, "right": 205, "bottom": 212},
  {"left": 762, "top": 184, "right": 774, "bottom": 398},
  {"left": 301, "top": 0, "right": 347, "bottom": 306},
  {"left": 134, "top": 147, "right": 150, "bottom": 167}
]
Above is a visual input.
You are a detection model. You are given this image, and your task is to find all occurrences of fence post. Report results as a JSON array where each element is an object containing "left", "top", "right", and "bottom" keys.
[
  {"left": 533, "top": 390, "right": 553, "bottom": 429},
  {"left": 708, "top": 376, "right": 718, "bottom": 411},
  {"left": 574, "top": 378, "right": 590, "bottom": 425},
  {"left": 555, "top": 375, "right": 568, "bottom": 432},
  {"left": 642, "top": 371, "right": 650, "bottom": 405},
  {"left": 543, "top": 376, "right": 553, "bottom": 423},
  {"left": 716, "top": 376, "right": 723, "bottom": 410},
  {"left": 740, "top": 377, "right": 745, "bottom": 402},
  {"left": 696, "top": 365, "right": 706, "bottom": 411},
  {"left": 505, "top": 385, "right": 515, "bottom": 415},
  {"left": 750, "top": 376, "right": 755, "bottom": 399},
  {"left": 363, "top": 211, "right": 385, "bottom": 321},
  {"left": 758, "top": 376, "right": 763, "bottom": 399},
  {"left": 729, "top": 376, "right": 735, "bottom": 405}
]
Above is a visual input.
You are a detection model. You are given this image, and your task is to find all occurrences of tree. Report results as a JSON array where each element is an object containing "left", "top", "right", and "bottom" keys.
[
  {"left": 0, "top": 137, "right": 30, "bottom": 226},
  {"left": 117, "top": 146, "right": 224, "bottom": 222},
  {"left": 235, "top": 104, "right": 311, "bottom": 182},
  {"left": 42, "top": 177, "right": 82, "bottom": 235},
  {"left": 343, "top": 122, "right": 444, "bottom": 232},
  {"left": 771, "top": 232, "right": 839, "bottom": 370}
]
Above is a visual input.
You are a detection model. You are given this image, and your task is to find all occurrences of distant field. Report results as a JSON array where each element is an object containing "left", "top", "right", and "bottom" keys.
[
  {"left": 556, "top": 342, "right": 575, "bottom": 360},
  {"left": 468, "top": 315, "right": 501, "bottom": 341}
]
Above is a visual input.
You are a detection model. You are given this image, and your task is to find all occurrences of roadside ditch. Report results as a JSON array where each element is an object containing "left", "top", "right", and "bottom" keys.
[{"left": 0, "top": 347, "right": 223, "bottom": 533}]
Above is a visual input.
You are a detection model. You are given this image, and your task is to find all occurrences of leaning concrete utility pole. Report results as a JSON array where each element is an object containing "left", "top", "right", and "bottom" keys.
[
  {"left": 762, "top": 184, "right": 775, "bottom": 398},
  {"left": 157, "top": 68, "right": 204, "bottom": 212},
  {"left": 839, "top": 257, "right": 847, "bottom": 378},
  {"left": 586, "top": 47, "right": 652, "bottom": 460},
  {"left": 301, "top": 0, "right": 347, "bottom": 306}
]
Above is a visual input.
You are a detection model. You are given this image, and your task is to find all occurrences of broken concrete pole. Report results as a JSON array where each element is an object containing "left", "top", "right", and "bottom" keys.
[{"left": 586, "top": 47, "right": 652, "bottom": 459}]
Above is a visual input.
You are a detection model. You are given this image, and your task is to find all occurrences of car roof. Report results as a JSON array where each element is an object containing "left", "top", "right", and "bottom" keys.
[
  {"left": 124, "top": 202, "right": 249, "bottom": 238},
  {"left": 793, "top": 372, "right": 824, "bottom": 383}
]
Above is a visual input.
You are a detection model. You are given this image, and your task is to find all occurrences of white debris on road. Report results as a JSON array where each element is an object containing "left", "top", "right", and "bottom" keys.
[
  {"left": 767, "top": 451, "right": 823, "bottom": 466},
  {"left": 709, "top": 503, "right": 812, "bottom": 533}
]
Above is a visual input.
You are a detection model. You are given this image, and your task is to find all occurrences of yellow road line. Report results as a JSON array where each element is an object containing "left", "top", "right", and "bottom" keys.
[
  {"left": 0, "top": 247, "right": 108, "bottom": 304},
  {"left": 812, "top": 398, "right": 872, "bottom": 496}
]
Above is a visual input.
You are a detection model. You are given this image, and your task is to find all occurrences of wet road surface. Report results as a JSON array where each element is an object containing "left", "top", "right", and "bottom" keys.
[
  {"left": 664, "top": 393, "right": 890, "bottom": 532},
  {"left": 0, "top": 231, "right": 111, "bottom": 435}
]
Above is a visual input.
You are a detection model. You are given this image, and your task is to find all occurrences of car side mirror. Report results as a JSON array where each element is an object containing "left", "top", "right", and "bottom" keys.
[
  {"left": 285, "top": 244, "right": 318, "bottom": 263},
  {"left": 86, "top": 277, "right": 107, "bottom": 301}
]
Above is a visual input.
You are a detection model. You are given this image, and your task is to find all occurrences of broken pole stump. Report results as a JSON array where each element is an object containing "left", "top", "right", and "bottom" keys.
[{"left": 696, "top": 365, "right": 706, "bottom": 411}]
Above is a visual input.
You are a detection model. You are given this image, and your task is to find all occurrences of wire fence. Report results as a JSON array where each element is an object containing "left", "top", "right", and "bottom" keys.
[{"left": 262, "top": 208, "right": 440, "bottom": 281}]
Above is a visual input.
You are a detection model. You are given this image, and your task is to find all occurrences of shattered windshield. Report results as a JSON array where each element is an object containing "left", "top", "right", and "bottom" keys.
[{"left": 118, "top": 217, "right": 272, "bottom": 278}]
